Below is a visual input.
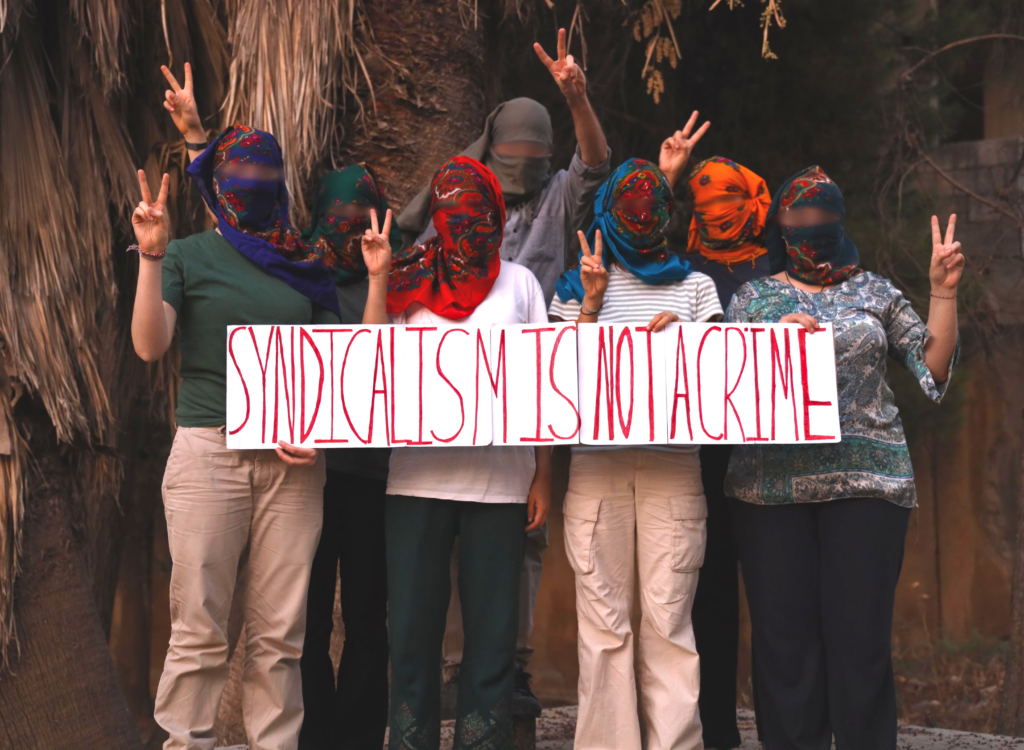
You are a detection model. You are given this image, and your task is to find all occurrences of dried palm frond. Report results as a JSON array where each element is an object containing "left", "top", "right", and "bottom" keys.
[
  {"left": 68, "top": 0, "right": 128, "bottom": 93},
  {"left": 221, "top": 0, "right": 370, "bottom": 226},
  {"left": 0, "top": 10, "right": 136, "bottom": 663}
]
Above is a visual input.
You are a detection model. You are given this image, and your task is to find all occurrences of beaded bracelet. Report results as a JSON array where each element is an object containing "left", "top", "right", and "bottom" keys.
[
  {"left": 581, "top": 301, "right": 603, "bottom": 316},
  {"left": 127, "top": 243, "right": 167, "bottom": 261},
  {"left": 929, "top": 291, "right": 956, "bottom": 300}
]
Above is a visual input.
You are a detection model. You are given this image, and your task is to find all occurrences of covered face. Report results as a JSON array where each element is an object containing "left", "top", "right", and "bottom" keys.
[
  {"left": 303, "top": 164, "right": 401, "bottom": 283},
  {"left": 482, "top": 98, "right": 554, "bottom": 206},
  {"left": 766, "top": 165, "right": 861, "bottom": 285},
  {"left": 686, "top": 156, "right": 770, "bottom": 266},
  {"left": 386, "top": 156, "right": 505, "bottom": 319},
  {"left": 212, "top": 126, "right": 288, "bottom": 233},
  {"left": 555, "top": 158, "right": 691, "bottom": 304}
]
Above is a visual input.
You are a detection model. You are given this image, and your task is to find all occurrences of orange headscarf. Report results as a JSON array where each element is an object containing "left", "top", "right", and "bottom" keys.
[{"left": 686, "top": 156, "right": 770, "bottom": 267}]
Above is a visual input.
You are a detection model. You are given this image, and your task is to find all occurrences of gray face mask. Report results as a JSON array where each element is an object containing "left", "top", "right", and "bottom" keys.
[{"left": 485, "top": 148, "right": 551, "bottom": 206}]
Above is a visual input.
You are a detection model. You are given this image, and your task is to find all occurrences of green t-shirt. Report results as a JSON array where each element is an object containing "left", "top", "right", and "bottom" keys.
[{"left": 162, "top": 229, "right": 339, "bottom": 427}]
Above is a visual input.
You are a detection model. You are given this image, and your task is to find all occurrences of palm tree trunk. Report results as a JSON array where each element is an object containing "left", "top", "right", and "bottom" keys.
[
  {"left": 0, "top": 410, "right": 141, "bottom": 749},
  {"left": 999, "top": 409, "right": 1024, "bottom": 734}
]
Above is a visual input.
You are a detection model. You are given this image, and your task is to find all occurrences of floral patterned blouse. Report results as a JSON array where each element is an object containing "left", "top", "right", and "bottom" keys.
[{"left": 723, "top": 272, "right": 958, "bottom": 508}]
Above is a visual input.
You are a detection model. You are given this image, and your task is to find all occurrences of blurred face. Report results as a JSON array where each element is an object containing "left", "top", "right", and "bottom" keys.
[
  {"left": 217, "top": 161, "right": 283, "bottom": 181},
  {"left": 491, "top": 141, "right": 552, "bottom": 158},
  {"left": 777, "top": 206, "right": 841, "bottom": 227},
  {"left": 694, "top": 194, "right": 745, "bottom": 209},
  {"left": 325, "top": 202, "right": 372, "bottom": 220}
]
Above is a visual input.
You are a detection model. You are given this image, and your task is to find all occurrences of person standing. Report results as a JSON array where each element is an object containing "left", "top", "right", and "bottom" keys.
[
  {"left": 365, "top": 156, "right": 552, "bottom": 749},
  {"left": 297, "top": 165, "right": 401, "bottom": 750},
  {"left": 725, "top": 166, "right": 964, "bottom": 749},
  {"left": 669, "top": 135, "right": 773, "bottom": 750},
  {"left": 549, "top": 159, "right": 723, "bottom": 750},
  {"left": 396, "top": 28, "right": 610, "bottom": 715}
]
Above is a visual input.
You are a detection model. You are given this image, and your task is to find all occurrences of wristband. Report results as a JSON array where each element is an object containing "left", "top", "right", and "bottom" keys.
[
  {"left": 127, "top": 243, "right": 167, "bottom": 261},
  {"left": 581, "top": 301, "right": 603, "bottom": 316},
  {"left": 929, "top": 291, "right": 956, "bottom": 300},
  {"left": 184, "top": 139, "right": 209, "bottom": 150}
]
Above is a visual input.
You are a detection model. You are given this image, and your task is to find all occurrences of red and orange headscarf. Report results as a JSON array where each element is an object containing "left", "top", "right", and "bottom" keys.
[
  {"left": 386, "top": 156, "right": 505, "bottom": 320},
  {"left": 686, "top": 156, "right": 770, "bottom": 267}
]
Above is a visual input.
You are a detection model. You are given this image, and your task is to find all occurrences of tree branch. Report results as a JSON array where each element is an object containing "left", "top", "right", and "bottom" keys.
[
  {"left": 919, "top": 151, "right": 1024, "bottom": 228},
  {"left": 900, "top": 34, "right": 1024, "bottom": 83}
]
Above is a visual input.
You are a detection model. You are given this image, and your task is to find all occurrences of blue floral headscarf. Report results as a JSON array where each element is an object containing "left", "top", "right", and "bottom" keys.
[
  {"left": 188, "top": 125, "right": 341, "bottom": 317},
  {"left": 556, "top": 158, "right": 691, "bottom": 304},
  {"left": 766, "top": 165, "right": 861, "bottom": 285}
]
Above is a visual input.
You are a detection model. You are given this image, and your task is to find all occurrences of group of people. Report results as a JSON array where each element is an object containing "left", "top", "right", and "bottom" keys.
[{"left": 129, "top": 28, "right": 965, "bottom": 750}]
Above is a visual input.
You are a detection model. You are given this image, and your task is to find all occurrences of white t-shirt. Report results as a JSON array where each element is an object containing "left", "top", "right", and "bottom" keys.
[
  {"left": 548, "top": 265, "right": 724, "bottom": 453},
  {"left": 386, "top": 261, "right": 548, "bottom": 504}
]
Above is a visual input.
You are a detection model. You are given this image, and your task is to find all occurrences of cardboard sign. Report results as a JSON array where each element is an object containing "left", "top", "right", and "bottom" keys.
[
  {"left": 225, "top": 322, "right": 840, "bottom": 448},
  {"left": 491, "top": 323, "right": 581, "bottom": 446},
  {"left": 664, "top": 322, "right": 840, "bottom": 445},
  {"left": 576, "top": 324, "right": 667, "bottom": 446}
]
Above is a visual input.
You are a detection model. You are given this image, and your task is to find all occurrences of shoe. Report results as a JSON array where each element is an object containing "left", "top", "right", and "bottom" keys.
[{"left": 513, "top": 667, "right": 542, "bottom": 718}]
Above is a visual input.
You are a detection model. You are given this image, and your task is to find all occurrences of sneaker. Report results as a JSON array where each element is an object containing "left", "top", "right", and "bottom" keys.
[{"left": 513, "top": 667, "right": 542, "bottom": 718}]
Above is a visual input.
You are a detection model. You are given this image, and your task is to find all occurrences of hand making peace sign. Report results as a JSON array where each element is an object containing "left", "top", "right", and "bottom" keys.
[
  {"left": 132, "top": 169, "right": 170, "bottom": 254},
  {"left": 534, "top": 29, "right": 587, "bottom": 105},
  {"left": 659, "top": 110, "right": 711, "bottom": 186},
  {"left": 361, "top": 208, "right": 394, "bottom": 280},
  {"left": 161, "top": 62, "right": 203, "bottom": 139},
  {"left": 578, "top": 229, "right": 609, "bottom": 305},
  {"left": 929, "top": 214, "right": 966, "bottom": 292}
]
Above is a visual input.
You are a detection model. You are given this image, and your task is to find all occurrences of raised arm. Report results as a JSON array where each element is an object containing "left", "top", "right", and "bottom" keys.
[
  {"left": 161, "top": 62, "right": 208, "bottom": 162},
  {"left": 362, "top": 208, "right": 394, "bottom": 324},
  {"left": 131, "top": 170, "right": 177, "bottom": 361},
  {"left": 534, "top": 29, "right": 607, "bottom": 168},
  {"left": 923, "top": 214, "right": 964, "bottom": 383},
  {"left": 659, "top": 111, "right": 711, "bottom": 189},
  {"left": 575, "top": 230, "right": 608, "bottom": 323}
]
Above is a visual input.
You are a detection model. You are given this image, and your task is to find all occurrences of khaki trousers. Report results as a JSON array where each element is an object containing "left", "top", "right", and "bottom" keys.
[
  {"left": 154, "top": 427, "right": 325, "bottom": 750},
  {"left": 564, "top": 449, "right": 707, "bottom": 750}
]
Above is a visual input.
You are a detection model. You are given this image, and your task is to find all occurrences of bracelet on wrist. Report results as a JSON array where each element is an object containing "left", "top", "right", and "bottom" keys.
[
  {"left": 184, "top": 138, "right": 209, "bottom": 150},
  {"left": 581, "top": 300, "right": 603, "bottom": 316},
  {"left": 930, "top": 290, "right": 956, "bottom": 300},
  {"left": 127, "top": 243, "right": 167, "bottom": 261}
]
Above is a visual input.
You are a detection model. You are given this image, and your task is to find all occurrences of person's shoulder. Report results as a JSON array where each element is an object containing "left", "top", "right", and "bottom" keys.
[
  {"left": 681, "top": 270, "right": 715, "bottom": 289},
  {"left": 167, "top": 228, "right": 224, "bottom": 255}
]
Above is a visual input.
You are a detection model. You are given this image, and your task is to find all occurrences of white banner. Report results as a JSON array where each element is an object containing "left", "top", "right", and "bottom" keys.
[{"left": 225, "top": 323, "right": 839, "bottom": 449}]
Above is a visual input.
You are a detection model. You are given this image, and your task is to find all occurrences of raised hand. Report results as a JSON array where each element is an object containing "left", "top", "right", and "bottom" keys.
[
  {"left": 534, "top": 28, "right": 587, "bottom": 105},
  {"left": 361, "top": 208, "right": 393, "bottom": 280},
  {"left": 659, "top": 110, "right": 711, "bottom": 186},
  {"left": 161, "top": 62, "right": 204, "bottom": 140},
  {"left": 132, "top": 169, "right": 170, "bottom": 254},
  {"left": 579, "top": 230, "right": 609, "bottom": 309},
  {"left": 929, "top": 214, "right": 965, "bottom": 291},
  {"left": 647, "top": 311, "right": 680, "bottom": 332}
]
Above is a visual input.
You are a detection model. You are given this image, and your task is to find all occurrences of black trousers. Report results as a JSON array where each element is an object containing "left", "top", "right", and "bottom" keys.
[
  {"left": 691, "top": 445, "right": 741, "bottom": 749},
  {"left": 729, "top": 497, "right": 911, "bottom": 750},
  {"left": 299, "top": 471, "right": 389, "bottom": 750}
]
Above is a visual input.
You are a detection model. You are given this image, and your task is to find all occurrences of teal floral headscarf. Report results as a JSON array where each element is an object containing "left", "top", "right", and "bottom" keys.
[{"left": 302, "top": 164, "right": 402, "bottom": 284}]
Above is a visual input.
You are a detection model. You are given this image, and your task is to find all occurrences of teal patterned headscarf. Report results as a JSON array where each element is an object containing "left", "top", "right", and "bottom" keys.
[{"left": 302, "top": 164, "right": 402, "bottom": 284}]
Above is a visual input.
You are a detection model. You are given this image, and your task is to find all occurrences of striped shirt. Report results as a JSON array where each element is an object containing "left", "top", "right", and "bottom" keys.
[{"left": 548, "top": 264, "right": 723, "bottom": 452}]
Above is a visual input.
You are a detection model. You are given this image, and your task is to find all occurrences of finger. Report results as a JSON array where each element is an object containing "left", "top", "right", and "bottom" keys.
[
  {"left": 565, "top": 54, "right": 575, "bottom": 72},
  {"left": 647, "top": 313, "right": 666, "bottom": 332},
  {"left": 132, "top": 206, "right": 149, "bottom": 223},
  {"left": 156, "top": 173, "right": 170, "bottom": 206},
  {"left": 275, "top": 446, "right": 297, "bottom": 465},
  {"left": 184, "top": 61, "right": 193, "bottom": 92},
  {"left": 804, "top": 316, "right": 820, "bottom": 332},
  {"left": 557, "top": 27, "right": 566, "bottom": 62},
  {"left": 690, "top": 120, "right": 711, "bottom": 144},
  {"left": 137, "top": 169, "right": 153, "bottom": 203},
  {"left": 163, "top": 101, "right": 175, "bottom": 113},
  {"left": 594, "top": 229, "right": 602, "bottom": 259},
  {"left": 673, "top": 135, "right": 684, "bottom": 150},
  {"left": 278, "top": 440, "right": 315, "bottom": 458},
  {"left": 681, "top": 110, "right": 699, "bottom": 138},
  {"left": 930, "top": 215, "right": 941, "bottom": 247},
  {"left": 944, "top": 213, "right": 957, "bottom": 247},
  {"left": 370, "top": 207, "right": 379, "bottom": 235},
  {"left": 578, "top": 230, "right": 592, "bottom": 259},
  {"left": 160, "top": 65, "right": 183, "bottom": 93},
  {"left": 533, "top": 42, "right": 555, "bottom": 69},
  {"left": 381, "top": 208, "right": 393, "bottom": 239}
]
